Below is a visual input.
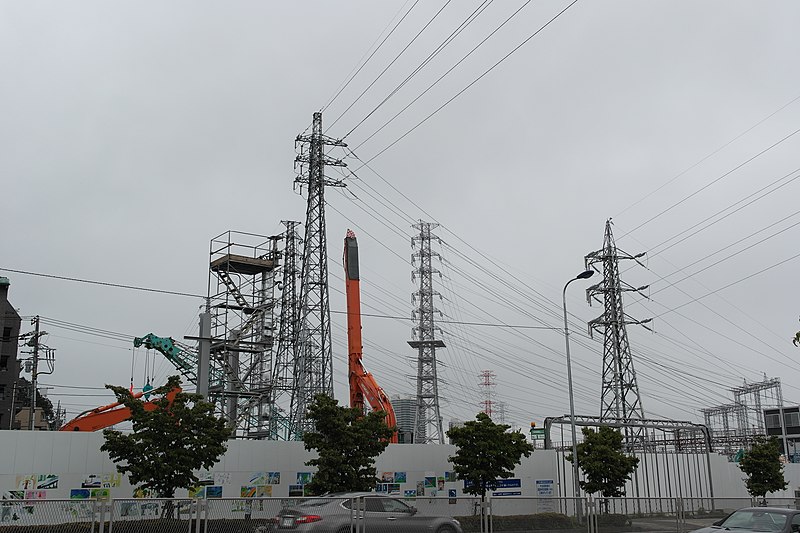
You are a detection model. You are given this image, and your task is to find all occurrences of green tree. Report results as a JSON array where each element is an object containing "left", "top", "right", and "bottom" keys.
[
  {"left": 100, "top": 375, "right": 231, "bottom": 498},
  {"left": 14, "top": 377, "right": 58, "bottom": 430},
  {"left": 302, "top": 394, "right": 394, "bottom": 495},
  {"left": 739, "top": 436, "right": 788, "bottom": 503},
  {"left": 568, "top": 426, "right": 639, "bottom": 510},
  {"left": 446, "top": 412, "right": 534, "bottom": 503}
]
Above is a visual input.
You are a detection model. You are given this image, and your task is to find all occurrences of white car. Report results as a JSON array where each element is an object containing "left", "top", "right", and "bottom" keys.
[
  {"left": 264, "top": 493, "right": 463, "bottom": 533},
  {"left": 690, "top": 507, "right": 800, "bottom": 533}
]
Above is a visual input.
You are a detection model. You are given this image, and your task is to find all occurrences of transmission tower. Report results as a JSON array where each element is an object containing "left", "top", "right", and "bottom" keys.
[
  {"left": 408, "top": 221, "right": 445, "bottom": 444},
  {"left": 291, "top": 112, "right": 347, "bottom": 437},
  {"left": 268, "top": 220, "right": 301, "bottom": 440},
  {"left": 478, "top": 370, "right": 496, "bottom": 419},
  {"left": 585, "top": 219, "right": 651, "bottom": 440}
]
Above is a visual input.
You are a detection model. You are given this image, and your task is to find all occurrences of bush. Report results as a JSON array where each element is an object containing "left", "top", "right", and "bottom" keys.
[
  {"left": 456, "top": 512, "right": 579, "bottom": 531},
  {"left": 595, "top": 513, "right": 630, "bottom": 527}
]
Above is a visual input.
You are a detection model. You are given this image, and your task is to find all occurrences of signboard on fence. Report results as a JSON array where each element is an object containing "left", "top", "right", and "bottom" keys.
[
  {"left": 530, "top": 428, "right": 546, "bottom": 440},
  {"left": 536, "top": 479, "right": 554, "bottom": 497},
  {"left": 464, "top": 478, "right": 521, "bottom": 490},
  {"left": 536, "top": 479, "right": 557, "bottom": 512}
]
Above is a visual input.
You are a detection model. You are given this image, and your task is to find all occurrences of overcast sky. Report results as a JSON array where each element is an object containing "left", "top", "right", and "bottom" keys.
[{"left": 2, "top": 1, "right": 800, "bottom": 435}]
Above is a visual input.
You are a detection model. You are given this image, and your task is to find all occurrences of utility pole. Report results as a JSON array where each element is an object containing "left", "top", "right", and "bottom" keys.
[
  {"left": 9, "top": 380, "right": 17, "bottom": 430},
  {"left": 29, "top": 315, "right": 40, "bottom": 431}
]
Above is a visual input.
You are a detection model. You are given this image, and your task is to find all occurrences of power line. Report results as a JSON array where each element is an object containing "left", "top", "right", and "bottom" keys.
[
  {"left": 0, "top": 267, "right": 205, "bottom": 299},
  {"left": 619, "top": 126, "right": 800, "bottom": 239},
  {"left": 649, "top": 212, "right": 800, "bottom": 298},
  {"left": 351, "top": 0, "right": 535, "bottom": 153},
  {"left": 342, "top": 0, "right": 495, "bottom": 139},
  {"left": 654, "top": 250, "right": 800, "bottom": 318},
  {"left": 355, "top": 0, "right": 578, "bottom": 165},
  {"left": 329, "top": 0, "right": 453, "bottom": 131},
  {"left": 39, "top": 383, "right": 110, "bottom": 390},
  {"left": 322, "top": 0, "right": 420, "bottom": 113},
  {"left": 642, "top": 167, "right": 800, "bottom": 259},
  {"left": 614, "top": 92, "right": 800, "bottom": 219},
  {"left": 329, "top": 308, "right": 558, "bottom": 329}
]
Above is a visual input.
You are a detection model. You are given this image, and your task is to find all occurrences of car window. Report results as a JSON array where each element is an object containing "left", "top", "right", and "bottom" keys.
[
  {"left": 772, "top": 515, "right": 788, "bottom": 528},
  {"left": 298, "top": 499, "right": 333, "bottom": 508},
  {"left": 723, "top": 511, "right": 754, "bottom": 528},
  {"left": 381, "top": 498, "right": 411, "bottom": 513},
  {"left": 365, "top": 498, "right": 384, "bottom": 512},
  {"left": 724, "top": 511, "right": 787, "bottom": 531},
  {"left": 791, "top": 514, "right": 800, "bottom": 532}
]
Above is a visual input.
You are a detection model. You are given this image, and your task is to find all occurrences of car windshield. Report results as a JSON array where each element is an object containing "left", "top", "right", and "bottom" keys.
[{"left": 721, "top": 510, "right": 788, "bottom": 531}]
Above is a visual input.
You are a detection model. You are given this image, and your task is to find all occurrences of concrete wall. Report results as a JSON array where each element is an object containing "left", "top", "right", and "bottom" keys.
[{"left": 1, "top": 430, "right": 799, "bottom": 502}]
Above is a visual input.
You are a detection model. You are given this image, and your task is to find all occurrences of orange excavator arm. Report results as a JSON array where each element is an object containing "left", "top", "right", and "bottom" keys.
[
  {"left": 344, "top": 230, "right": 398, "bottom": 443},
  {"left": 59, "top": 387, "right": 180, "bottom": 432}
]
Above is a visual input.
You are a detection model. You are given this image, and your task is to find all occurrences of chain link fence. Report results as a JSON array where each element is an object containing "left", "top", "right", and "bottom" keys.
[
  {"left": 1, "top": 495, "right": 795, "bottom": 533},
  {"left": 0, "top": 499, "right": 98, "bottom": 532}
]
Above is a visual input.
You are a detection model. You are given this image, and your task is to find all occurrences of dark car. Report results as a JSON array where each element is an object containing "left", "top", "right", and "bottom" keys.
[
  {"left": 263, "top": 492, "right": 463, "bottom": 533},
  {"left": 690, "top": 507, "right": 800, "bottom": 533}
]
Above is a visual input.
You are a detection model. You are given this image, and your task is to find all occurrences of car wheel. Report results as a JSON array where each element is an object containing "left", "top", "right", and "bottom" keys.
[
  {"left": 337, "top": 526, "right": 354, "bottom": 533},
  {"left": 436, "top": 525, "right": 456, "bottom": 533}
]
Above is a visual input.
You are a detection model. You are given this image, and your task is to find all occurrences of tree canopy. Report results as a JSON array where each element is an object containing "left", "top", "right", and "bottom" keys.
[
  {"left": 100, "top": 375, "right": 231, "bottom": 498},
  {"left": 739, "top": 436, "right": 788, "bottom": 500},
  {"left": 302, "top": 394, "right": 394, "bottom": 496},
  {"left": 568, "top": 426, "right": 639, "bottom": 500},
  {"left": 14, "top": 377, "right": 59, "bottom": 430},
  {"left": 446, "top": 412, "right": 534, "bottom": 501}
]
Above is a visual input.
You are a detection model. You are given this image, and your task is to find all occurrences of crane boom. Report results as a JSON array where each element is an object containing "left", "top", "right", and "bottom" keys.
[
  {"left": 59, "top": 387, "right": 180, "bottom": 431},
  {"left": 344, "top": 230, "right": 398, "bottom": 443}
]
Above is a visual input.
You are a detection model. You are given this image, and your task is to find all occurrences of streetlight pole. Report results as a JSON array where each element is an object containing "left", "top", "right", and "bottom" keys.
[{"left": 562, "top": 270, "right": 594, "bottom": 519}]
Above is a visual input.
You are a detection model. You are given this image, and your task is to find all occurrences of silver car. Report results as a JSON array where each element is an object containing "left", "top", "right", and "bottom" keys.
[
  {"left": 266, "top": 492, "right": 463, "bottom": 533},
  {"left": 690, "top": 507, "right": 800, "bottom": 533}
]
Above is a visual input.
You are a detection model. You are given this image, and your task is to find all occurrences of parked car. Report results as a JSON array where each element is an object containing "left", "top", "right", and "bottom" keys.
[
  {"left": 261, "top": 492, "right": 463, "bottom": 533},
  {"left": 690, "top": 507, "right": 800, "bottom": 533}
]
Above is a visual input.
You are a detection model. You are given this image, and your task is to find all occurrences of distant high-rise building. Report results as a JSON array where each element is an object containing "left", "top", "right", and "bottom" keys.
[
  {"left": 391, "top": 395, "right": 420, "bottom": 444},
  {"left": 447, "top": 419, "right": 464, "bottom": 445},
  {"left": 0, "top": 277, "right": 21, "bottom": 429}
]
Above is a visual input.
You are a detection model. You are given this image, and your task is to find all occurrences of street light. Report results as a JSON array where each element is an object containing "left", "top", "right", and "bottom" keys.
[{"left": 563, "top": 269, "right": 594, "bottom": 515}]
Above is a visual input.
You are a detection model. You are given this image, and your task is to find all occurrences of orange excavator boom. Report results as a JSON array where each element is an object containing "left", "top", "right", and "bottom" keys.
[
  {"left": 344, "top": 229, "right": 398, "bottom": 443},
  {"left": 59, "top": 387, "right": 181, "bottom": 432}
]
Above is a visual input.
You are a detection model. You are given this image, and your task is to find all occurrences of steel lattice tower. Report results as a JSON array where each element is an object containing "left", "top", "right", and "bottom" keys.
[
  {"left": 291, "top": 112, "right": 346, "bottom": 437},
  {"left": 268, "top": 220, "right": 301, "bottom": 440},
  {"left": 478, "top": 370, "right": 496, "bottom": 418},
  {"left": 731, "top": 377, "right": 783, "bottom": 435},
  {"left": 408, "top": 221, "right": 445, "bottom": 444},
  {"left": 585, "top": 219, "right": 651, "bottom": 439}
]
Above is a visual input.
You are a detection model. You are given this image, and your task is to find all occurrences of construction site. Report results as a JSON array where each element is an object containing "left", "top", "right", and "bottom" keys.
[{"left": 41, "top": 111, "right": 792, "bottom": 487}]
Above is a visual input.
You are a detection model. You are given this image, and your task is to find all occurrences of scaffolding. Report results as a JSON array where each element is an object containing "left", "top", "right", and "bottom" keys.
[{"left": 207, "top": 230, "right": 280, "bottom": 437}]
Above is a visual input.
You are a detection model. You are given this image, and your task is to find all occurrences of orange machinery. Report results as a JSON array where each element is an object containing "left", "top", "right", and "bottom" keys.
[
  {"left": 344, "top": 229, "right": 398, "bottom": 443},
  {"left": 59, "top": 387, "right": 180, "bottom": 432}
]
